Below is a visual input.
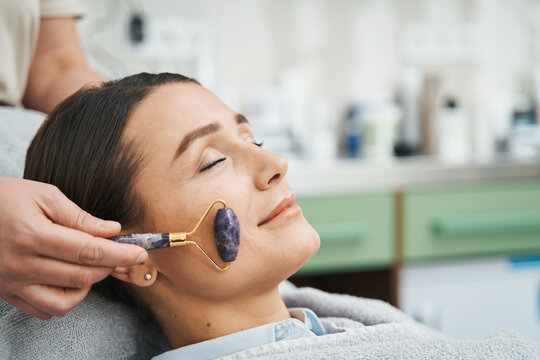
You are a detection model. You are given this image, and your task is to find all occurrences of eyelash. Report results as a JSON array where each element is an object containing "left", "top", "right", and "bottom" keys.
[
  {"left": 199, "top": 141, "right": 263, "bottom": 172},
  {"left": 200, "top": 157, "right": 226, "bottom": 172}
]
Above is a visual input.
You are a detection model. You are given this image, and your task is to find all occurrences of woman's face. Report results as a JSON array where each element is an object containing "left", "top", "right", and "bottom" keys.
[{"left": 122, "top": 82, "right": 319, "bottom": 301}]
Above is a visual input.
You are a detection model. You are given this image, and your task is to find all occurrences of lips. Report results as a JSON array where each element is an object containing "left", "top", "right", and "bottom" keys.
[{"left": 258, "top": 193, "right": 298, "bottom": 226}]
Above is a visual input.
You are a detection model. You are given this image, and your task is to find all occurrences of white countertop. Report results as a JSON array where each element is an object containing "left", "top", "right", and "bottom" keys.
[{"left": 286, "top": 156, "right": 540, "bottom": 196}]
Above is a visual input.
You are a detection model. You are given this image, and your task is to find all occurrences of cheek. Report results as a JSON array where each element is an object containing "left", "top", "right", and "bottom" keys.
[
  {"left": 239, "top": 215, "right": 320, "bottom": 279},
  {"left": 145, "top": 203, "right": 197, "bottom": 233},
  {"left": 152, "top": 246, "right": 223, "bottom": 297},
  {"left": 272, "top": 218, "right": 320, "bottom": 276}
]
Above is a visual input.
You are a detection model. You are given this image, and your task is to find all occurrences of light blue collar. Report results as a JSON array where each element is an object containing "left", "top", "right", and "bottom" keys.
[{"left": 153, "top": 308, "right": 325, "bottom": 360}]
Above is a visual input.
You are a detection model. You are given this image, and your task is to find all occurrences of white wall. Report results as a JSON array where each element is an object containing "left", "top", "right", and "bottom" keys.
[{"left": 76, "top": 0, "right": 540, "bottom": 158}]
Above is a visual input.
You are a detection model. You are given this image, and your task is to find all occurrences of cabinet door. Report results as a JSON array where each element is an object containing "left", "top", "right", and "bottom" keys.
[
  {"left": 297, "top": 193, "right": 394, "bottom": 275},
  {"left": 404, "top": 181, "right": 540, "bottom": 261},
  {"left": 400, "top": 257, "right": 540, "bottom": 340}
]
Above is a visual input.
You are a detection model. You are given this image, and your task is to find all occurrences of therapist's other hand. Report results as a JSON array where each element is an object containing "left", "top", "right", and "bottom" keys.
[{"left": 0, "top": 177, "right": 148, "bottom": 320}]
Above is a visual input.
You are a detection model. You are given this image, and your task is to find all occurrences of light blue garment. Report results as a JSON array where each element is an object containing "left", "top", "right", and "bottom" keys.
[{"left": 153, "top": 308, "right": 325, "bottom": 360}]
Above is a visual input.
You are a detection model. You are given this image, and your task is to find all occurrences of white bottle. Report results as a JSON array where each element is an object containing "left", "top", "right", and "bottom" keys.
[
  {"left": 310, "top": 101, "right": 337, "bottom": 161},
  {"left": 436, "top": 97, "right": 472, "bottom": 163}
]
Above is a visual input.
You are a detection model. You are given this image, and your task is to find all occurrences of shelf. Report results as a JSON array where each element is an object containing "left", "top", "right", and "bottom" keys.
[{"left": 287, "top": 156, "right": 540, "bottom": 196}]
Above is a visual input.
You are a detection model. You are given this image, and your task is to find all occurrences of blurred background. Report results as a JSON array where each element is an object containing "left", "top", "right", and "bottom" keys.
[{"left": 77, "top": 0, "right": 540, "bottom": 340}]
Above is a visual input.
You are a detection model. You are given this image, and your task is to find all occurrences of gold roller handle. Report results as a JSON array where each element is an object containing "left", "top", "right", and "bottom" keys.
[{"left": 169, "top": 199, "right": 230, "bottom": 271}]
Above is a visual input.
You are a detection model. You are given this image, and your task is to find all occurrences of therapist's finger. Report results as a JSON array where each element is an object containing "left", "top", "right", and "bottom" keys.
[
  {"left": 22, "top": 257, "right": 113, "bottom": 289},
  {"left": 34, "top": 223, "right": 147, "bottom": 267},
  {"left": 38, "top": 184, "right": 122, "bottom": 238},
  {"left": 18, "top": 284, "right": 90, "bottom": 317},
  {"left": 3, "top": 295, "right": 52, "bottom": 320}
]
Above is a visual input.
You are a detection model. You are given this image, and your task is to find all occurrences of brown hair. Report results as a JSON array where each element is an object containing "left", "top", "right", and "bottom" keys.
[{"left": 24, "top": 72, "right": 199, "bottom": 316}]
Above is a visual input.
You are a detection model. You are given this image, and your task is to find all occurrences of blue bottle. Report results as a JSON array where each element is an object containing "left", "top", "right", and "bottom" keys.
[{"left": 345, "top": 105, "right": 362, "bottom": 158}]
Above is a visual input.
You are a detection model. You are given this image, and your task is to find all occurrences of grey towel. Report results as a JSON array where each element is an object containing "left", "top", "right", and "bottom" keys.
[
  {"left": 0, "top": 107, "right": 45, "bottom": 177},
  {"left": 0, "top": 291, "right": 168, "bottom": 359},
  {"left": 2, "top": 282, "right": 539, "bottom": 359},
  {"left": 230, "top": 283, "right": 539, "bottom": 360},
  {"left": 221, "top": 323, "right": 538, "bottom": 360},
  {"left": 280, "top": 281, "right": 414, "bottom": 325}
]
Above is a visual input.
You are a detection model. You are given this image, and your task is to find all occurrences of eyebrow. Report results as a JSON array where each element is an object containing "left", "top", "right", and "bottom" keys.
[{"left": 173, "top": 113, "right": 249, "bottom": 161}]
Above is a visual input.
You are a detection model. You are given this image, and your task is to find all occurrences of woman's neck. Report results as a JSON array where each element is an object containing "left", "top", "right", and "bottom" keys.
[{"left": 148, "top": 285, "right": 291, "bottom": 349}]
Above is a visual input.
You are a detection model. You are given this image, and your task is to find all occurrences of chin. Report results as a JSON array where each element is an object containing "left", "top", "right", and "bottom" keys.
[
  {"left": 304, "top": 225, "right": 321, "bottom": 259},
  {"left": 246, "top": 220, "right": 321, "bottom": 289},
  {"left": 285, "top": 224, "right": 321, "bottom": 277}
]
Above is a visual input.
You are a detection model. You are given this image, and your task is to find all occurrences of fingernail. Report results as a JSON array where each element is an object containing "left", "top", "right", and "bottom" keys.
[
  {"left": 136, "top": 251, "right": 148, "bottom": 264},
  {"left": 100, "top": 220, "right": 119, "bottom": 230}
]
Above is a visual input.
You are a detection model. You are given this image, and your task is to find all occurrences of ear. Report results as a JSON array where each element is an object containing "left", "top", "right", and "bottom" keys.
[{"left": 111, "top": 258, "right": 158, "bottom": 287}]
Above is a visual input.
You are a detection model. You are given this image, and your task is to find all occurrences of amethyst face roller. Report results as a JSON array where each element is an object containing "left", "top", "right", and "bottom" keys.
[{"left": 109, "top": 199, "right": 239, "bottom": 271}]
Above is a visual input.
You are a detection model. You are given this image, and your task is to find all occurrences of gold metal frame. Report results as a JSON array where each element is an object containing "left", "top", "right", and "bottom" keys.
[{"left": 169, "top": 199, "right": 230, "bottom": 271}]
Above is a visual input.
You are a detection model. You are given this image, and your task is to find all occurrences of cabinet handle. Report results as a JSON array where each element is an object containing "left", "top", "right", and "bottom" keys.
[
  {"left": 314, "top": 222, "right": 367, "bottom": 245},
  {"left": 432, "top": 212, "right": 540, "bottom": 237}
]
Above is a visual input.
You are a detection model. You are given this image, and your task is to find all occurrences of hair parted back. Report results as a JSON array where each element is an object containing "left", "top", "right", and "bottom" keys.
[{"left": 24, "top": 72, "right": 199, "bottom": 317}]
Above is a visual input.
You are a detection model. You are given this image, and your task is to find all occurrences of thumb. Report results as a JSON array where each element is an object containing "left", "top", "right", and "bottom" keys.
[{"left": 39, "top": 185, "right": 121, "bottom": 237}]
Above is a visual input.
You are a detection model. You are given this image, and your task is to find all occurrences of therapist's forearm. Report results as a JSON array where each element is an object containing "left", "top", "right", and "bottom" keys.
[
  {"left": 24, "top": 64, "right": 105, "bottom": 113},
  {"left": 22, "top": 17, "right": 106, "bottom": 114}
]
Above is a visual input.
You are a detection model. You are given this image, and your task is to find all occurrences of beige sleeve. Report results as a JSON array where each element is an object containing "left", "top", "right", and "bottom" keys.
[
  {"left": 0, "top": 0, "right": 84, "bottom": 107},
  {"left": 40, "top": 0, "right": 83, "bottom": 18}
]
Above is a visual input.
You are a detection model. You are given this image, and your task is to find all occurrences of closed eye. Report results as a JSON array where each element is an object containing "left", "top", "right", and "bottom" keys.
[
  {"left": 199, "top": 141, "right": 261, "bottom": 172},
  {"left": 200, "top": 157, "right": 226, "bottom": 172}
]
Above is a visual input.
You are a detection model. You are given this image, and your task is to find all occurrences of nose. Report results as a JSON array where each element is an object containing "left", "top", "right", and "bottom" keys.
[{"left": 250, "top": 148, "right": 288, "bottom": 190}]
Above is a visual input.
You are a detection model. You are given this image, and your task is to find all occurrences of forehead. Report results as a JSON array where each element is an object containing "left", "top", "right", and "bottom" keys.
[{"left": 124, "top": 82, "right": 234, "bottom": 140}]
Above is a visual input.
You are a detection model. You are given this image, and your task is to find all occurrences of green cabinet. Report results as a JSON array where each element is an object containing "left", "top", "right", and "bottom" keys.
[
  {"left": 404, "top": 181, "right": 540, "bottom": 261},
  {"left": 297, "top": 193, "right": 394, "bottom": 274},
  {"left": 295, "top": 180, "right": 540, "bottom": 273}
]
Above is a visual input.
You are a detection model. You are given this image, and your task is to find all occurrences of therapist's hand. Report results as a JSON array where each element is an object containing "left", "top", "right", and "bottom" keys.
[{"left": 0, "top": 177, "right": 148, "bottom": 320}]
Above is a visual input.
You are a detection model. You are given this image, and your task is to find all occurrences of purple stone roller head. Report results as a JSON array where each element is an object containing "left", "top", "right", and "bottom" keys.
[
  {"left": 214, "top": 208, "right": 240, "bottom": 262},
  {"left": 109, "top": 233, "right": 170, "bottom": 250}
]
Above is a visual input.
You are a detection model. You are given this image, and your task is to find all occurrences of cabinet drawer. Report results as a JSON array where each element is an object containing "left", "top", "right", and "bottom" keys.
[
  {"left": 404, "top": 181, "right": 540, "bottom": 261},
  {"left": 296, "top": 193, "right": 394, "bottom": 274}
]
